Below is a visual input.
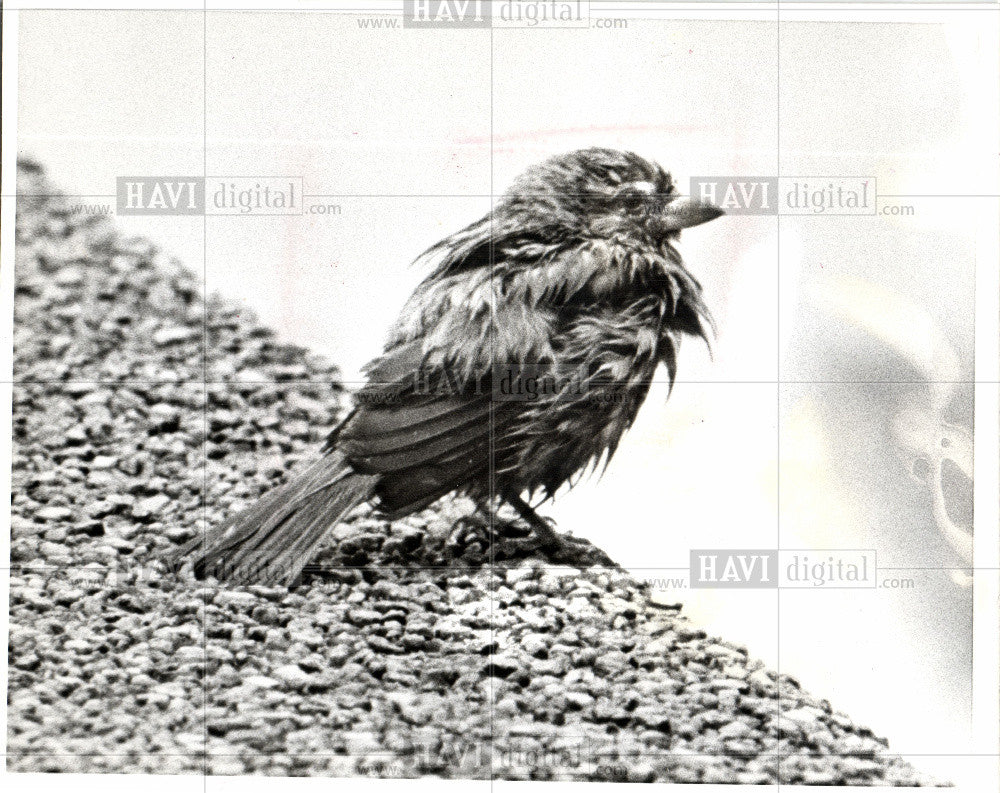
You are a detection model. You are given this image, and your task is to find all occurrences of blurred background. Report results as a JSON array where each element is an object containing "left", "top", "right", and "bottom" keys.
[{"left": 15, "top": 8, "right": 999, "bottom": 784}]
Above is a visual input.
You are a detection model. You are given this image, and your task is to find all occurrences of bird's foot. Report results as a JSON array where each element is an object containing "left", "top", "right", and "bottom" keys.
[
  {"left": 529, "top": 528, "right": 618, "bottom": 568},
  {"left": 443, "top": 511, "right": 561, "bottom": 564},
  {"left": 500, "top": 492, "right": 619, "bottom": 568},
  {"left": 446, "top": 502, "right": 618, "bottom": 568},
  {"left": 445, "top": 513, "right": 493, "bottom": 564},
  {"left": 445, "top": 513, "right": 534, "bottom": 564}
]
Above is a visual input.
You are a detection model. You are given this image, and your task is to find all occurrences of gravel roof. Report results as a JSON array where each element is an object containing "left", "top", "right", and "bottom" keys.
[{"left": 7, "top": 161, "right": 936, "bottom": 784}]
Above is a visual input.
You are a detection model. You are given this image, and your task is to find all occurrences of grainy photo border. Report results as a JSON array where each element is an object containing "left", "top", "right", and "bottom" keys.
[{"left": 2, "top": 2, "right": 999, "bottom": 792}]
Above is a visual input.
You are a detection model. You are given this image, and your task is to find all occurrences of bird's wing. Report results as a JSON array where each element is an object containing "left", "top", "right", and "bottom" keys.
[
  {"left": 330, "top": 242, "right": 617, "bottom": 513},
  {"left": 331, "top": 337, "right": 518, "bottom": 514}
]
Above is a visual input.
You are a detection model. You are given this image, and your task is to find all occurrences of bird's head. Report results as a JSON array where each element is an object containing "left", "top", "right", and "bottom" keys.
[
  {"left": 415, "top": 148, "right": 724, "bottom": 281},
  {"left": 499, "top": 147, "right": 724, "bottom": 243}
]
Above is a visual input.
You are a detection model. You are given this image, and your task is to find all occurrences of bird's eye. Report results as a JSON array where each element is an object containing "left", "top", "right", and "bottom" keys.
[
  {"left": 617, "top": 182, "right": 656, "bottom": 213},
  {"left": 622, "top": 193, "right": 645, "bottom": 212}
]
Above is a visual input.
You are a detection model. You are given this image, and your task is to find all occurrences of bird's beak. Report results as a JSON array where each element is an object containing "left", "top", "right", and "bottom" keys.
[{"left": 657, "top": 195, "right": 725, "bottom": 232}]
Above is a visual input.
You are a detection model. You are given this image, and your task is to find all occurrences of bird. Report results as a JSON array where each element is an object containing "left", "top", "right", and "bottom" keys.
[{"left": 172, "top": 148, "right": 724, "bottom": 584}]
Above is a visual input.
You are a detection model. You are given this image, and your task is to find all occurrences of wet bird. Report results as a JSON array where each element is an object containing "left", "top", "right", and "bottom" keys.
[{"left": 173, "top": 148, "right": 724, "bottom": 584}]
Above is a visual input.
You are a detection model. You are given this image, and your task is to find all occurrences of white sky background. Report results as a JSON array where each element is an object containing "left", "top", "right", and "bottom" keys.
[{"left": 13, "top": 7, "right": 1000, "bottom": 787}]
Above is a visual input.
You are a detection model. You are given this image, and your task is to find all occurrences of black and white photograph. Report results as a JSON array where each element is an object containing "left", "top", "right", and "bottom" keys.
[{"left": 2, "top": 1, "right": 999, "bottom": 790}]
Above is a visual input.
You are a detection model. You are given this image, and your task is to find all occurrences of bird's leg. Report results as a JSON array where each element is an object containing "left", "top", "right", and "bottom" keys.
[
  {"left": 447, "top": 496, "right": 532, "bottom": 561},
  {"left": 500, "top": 492, "right": 562, "bottom": 547},
  {"left": 448, "top": 494, "right": 618, "bottom": 567},
  {"left": 501, "top": 491, "right": 618, "bottom": 568}
]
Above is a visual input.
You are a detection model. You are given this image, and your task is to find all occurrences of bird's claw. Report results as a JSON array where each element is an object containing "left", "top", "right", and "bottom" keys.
[
  {"left": 445, "top": 515, "right": 492, "bottom": 562},
  {"left": 540, "top": 534, "right": 618, "bottom": 568},
  {"left": 446, "top": 509, "right": 617, "bottom": 568},
  {"left": 445, "top": 514, "right": 529, "bottom": 562}
]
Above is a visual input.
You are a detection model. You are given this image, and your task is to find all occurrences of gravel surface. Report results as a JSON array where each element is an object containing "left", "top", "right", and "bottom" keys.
[{"left": 7, "top": 160, "right": 937, "bottom": 784}]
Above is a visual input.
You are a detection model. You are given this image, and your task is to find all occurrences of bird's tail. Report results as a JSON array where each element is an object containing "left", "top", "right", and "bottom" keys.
[{"left": 170, "top": 451, "right": 379, "bottom": 585}]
